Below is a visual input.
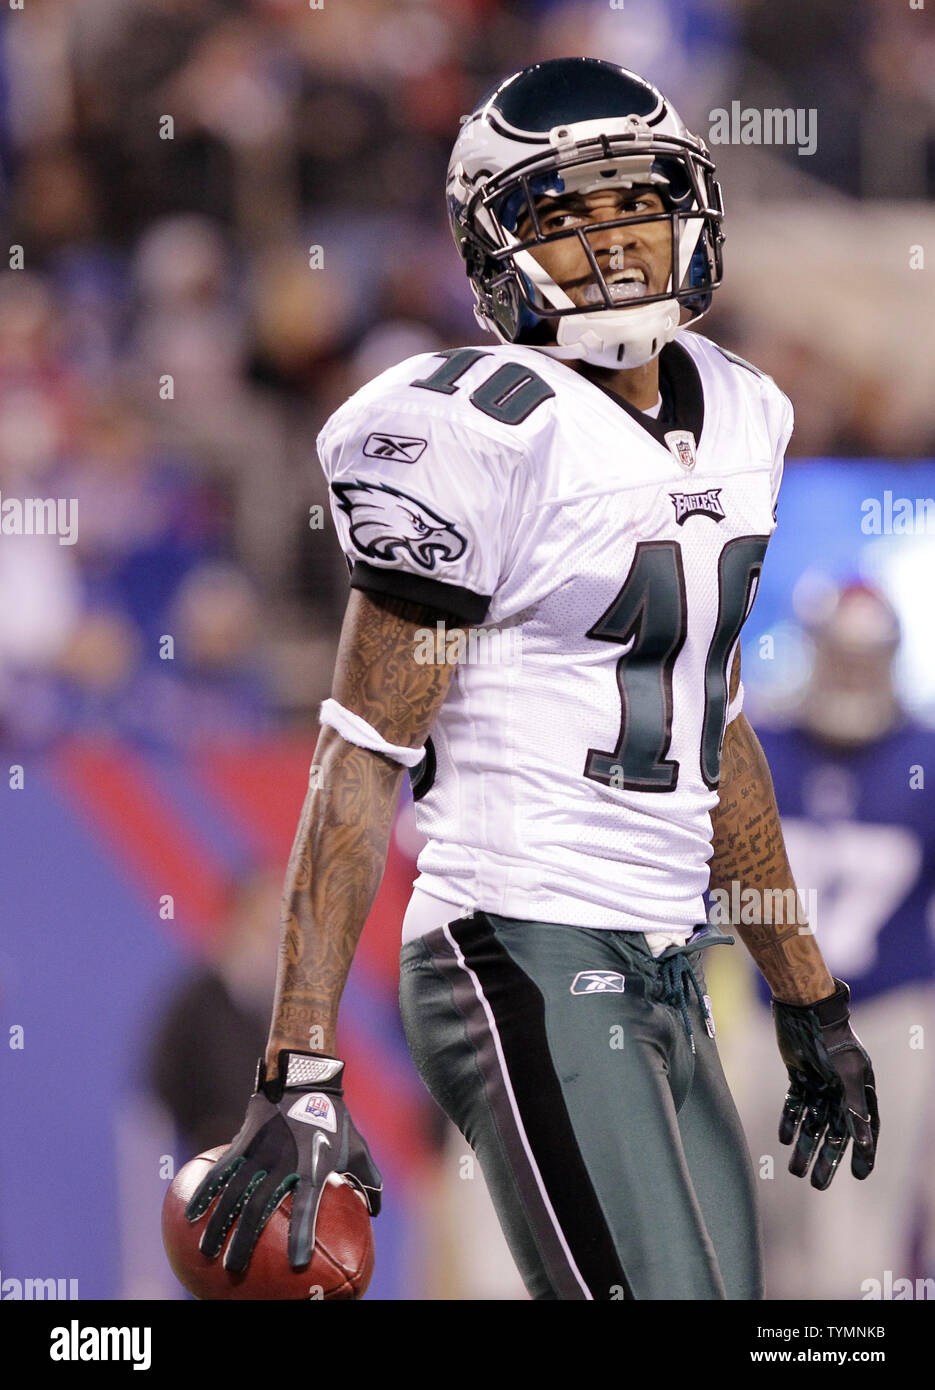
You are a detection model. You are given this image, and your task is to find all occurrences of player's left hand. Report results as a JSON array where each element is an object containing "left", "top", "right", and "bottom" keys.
[{"left": 771, "top": 978, "right": 879, "bottom": 1190}]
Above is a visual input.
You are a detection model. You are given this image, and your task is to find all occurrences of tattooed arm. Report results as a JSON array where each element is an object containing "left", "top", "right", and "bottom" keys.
[
  {"left": 182, "top": 588, "right": 460, "bottom": 1269},
  {"left": 708, "top": 652, "right": 835, "bottom": 1005},
  {"left": 264, "top": 588, "right": 459, "bottom": 1067}
]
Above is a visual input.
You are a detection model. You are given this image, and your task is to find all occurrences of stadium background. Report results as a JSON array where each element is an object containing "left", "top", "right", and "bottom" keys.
[{"left": 0, "top": 0, "right": 933, "bottom": 1300}]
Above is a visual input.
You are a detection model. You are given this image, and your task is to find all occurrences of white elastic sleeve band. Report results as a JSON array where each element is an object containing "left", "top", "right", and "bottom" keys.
[
  {"left": 725, "top": 679, "right": 745, "bottom": 725},
  {"left": 318, "top": 698, "right": 426, "bottom": 768}
]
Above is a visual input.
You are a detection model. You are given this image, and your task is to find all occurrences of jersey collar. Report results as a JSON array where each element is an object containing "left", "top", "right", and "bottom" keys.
[{"left": 577, "top": 339, "right": 705, "bottom": 449}]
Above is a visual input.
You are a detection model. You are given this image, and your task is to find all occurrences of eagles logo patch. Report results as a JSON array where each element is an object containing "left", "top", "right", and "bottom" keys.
[
  {"left": 669, "top": 488, "right": 726, "bottom": 525},
  {"left": 331, "top": 479, "right": 468, "bottom": 572}
]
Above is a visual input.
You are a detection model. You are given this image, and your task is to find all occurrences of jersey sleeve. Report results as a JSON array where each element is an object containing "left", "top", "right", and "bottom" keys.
[
  {"left": 763, "top": 384, "right": 794, "bottom": 520},
  {"left": 723, "top": 380, "right": 792, "bottom": 728},
  {"left": 317, "top": 391, "right": 531, "bottom": 624}
]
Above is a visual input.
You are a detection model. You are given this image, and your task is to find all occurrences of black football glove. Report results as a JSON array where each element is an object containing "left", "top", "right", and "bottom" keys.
[
  {"left": 185, "top": 1050, "right": 382, "bottom": 1272},
  {"left": 772, "top": 978, "right": 879, "bottom": 1190}
]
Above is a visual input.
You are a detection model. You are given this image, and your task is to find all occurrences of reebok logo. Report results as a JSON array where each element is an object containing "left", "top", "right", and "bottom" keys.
[
  {"left": 570, "top": 971, "right": 626, "bottom": 995},
  {"left": 362, "top": 432, "right": 428, "bottom": 463}
]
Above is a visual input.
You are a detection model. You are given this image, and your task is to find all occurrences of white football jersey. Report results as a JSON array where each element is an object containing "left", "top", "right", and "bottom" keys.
[{"left": 317, "top": 330, "right": 793, "bottom": 933}]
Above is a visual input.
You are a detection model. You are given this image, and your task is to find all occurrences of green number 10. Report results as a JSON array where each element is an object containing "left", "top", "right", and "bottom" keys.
[{"left": 584, "top": 535, "right": 768, "bottom": 792}]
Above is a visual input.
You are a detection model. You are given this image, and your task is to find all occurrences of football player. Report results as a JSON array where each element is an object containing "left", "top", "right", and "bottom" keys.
[{"left": 186, "top": 58, "right": 879, "bottom": 1300}]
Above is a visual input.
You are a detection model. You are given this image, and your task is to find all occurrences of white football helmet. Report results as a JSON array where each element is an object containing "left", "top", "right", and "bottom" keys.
[{"left": 446, "top": 58, "right": 725, "bottom": 370}]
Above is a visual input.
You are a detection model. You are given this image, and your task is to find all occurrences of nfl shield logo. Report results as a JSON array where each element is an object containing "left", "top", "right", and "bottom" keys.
[
  {"left": 665, "top": 430, "right": 696, "bottom": 471},
  {"left": 286, "top": 1091, "right": 338, "bottom": 1131}
]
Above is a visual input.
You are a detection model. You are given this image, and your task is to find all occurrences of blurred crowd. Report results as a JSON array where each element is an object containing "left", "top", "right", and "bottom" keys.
[{"left": 0, "top": 0, "right": 933, "bottom": 749}]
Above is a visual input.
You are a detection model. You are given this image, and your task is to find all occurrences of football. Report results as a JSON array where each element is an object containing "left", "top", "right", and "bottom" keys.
[{"left": 162, "top": 1146, "right": 375, "bottom": 1300}]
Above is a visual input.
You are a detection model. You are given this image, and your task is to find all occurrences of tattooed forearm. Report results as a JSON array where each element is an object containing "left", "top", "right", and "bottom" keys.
[
  {"left": 265, "top": 729, "right": 403, "bottom": 1060},
  {"left": 264, "top": 589, "right": 459, "bottom": 1066},
  {"left": 709, "top": 712, "right": 835, "bottom": 1005}
]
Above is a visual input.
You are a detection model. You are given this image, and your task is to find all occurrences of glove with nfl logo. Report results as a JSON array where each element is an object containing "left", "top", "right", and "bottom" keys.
[
  {"left": 772, "top": 978, "right": 879, "bottom": 1190},
  {"left": 185, "top": 1050, "right": 382, "bottom": 1272}
]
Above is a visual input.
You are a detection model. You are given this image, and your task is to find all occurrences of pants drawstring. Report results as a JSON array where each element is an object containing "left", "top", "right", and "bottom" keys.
[{"left": 655, "top": 929, "right": 734, "bottom": 1055}]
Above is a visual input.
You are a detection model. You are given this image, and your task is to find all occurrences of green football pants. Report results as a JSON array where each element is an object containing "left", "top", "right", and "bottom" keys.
[{"left": 399, "top": 908, "right": 764, "bottom": 1300}]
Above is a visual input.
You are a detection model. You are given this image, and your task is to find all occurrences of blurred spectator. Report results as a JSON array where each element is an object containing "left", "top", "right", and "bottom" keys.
[
  {"left": 148, "top": 867, "right": 282, "bottom": 1157},
  {"left": 133, "top": 214, "right": 246, "bottom": 399},
  {"left": 130, "top": 560, "right": 273, "bottom": 747},
  {"left": 53, "top": 393, "right": 228, "bottom": 641}
]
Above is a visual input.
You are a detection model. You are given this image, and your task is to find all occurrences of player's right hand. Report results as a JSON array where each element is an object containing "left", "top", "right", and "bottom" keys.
[{"left": 185, "top": 1050, "right": 382, "bottom": 1272}]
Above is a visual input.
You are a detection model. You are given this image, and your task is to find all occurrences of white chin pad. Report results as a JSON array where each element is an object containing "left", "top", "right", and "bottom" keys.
[{"left": 554, "top": 299, "right": 681, "bottom": 369}]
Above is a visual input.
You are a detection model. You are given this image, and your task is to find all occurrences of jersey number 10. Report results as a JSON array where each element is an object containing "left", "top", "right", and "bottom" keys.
[{"left": 584, "top": 536, "right": 769, "bottom": 793}]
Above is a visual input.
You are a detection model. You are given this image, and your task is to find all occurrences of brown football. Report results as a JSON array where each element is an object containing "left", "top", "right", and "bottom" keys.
[{"left": 162, "top": 1145, "right": 375, "bottom": 1300}]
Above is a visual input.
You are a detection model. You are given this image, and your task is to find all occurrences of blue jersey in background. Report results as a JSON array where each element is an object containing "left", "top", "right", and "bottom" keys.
[{"left": 754, "top": 721, "right": 935, "bottom": 1005}]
